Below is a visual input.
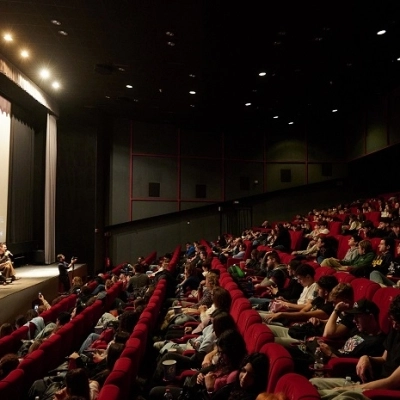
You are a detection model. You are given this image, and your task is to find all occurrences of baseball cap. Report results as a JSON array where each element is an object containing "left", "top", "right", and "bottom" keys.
[{"left": 345, "top": 298, "right": 379, "bottom": 316}]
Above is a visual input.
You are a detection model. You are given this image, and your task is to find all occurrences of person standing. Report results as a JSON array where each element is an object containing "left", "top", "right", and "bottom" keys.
[{"left": 57, "top": 254, "right": 77, "bottom": 292}]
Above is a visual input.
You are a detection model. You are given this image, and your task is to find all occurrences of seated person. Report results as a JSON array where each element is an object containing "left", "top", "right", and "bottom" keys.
[
  {"left": 369, "top": 237, "right": 395, "bottom": 286},
  {"left": 126, "top": 263, "right": 150, "bottom": 293},
  {"left": 321, "top": 234, "right": 361, "bottom": 269},
  {"left": 310, "top": 294, "right": 400, "bottom": 398},
  {"left": 288, "top": 298, "right": 385, "bottom": 378},
  {"left": 0, "top": 353, "right": 19, "bottom": 379},
  {"left": 264, "top": 275, "right": 338, "bottom": 345},
  {"left": 340, "top": 239, "right": 375, "bottom": 277},
  {"left": 0, "top": 242, "right": 18, "bottom": 282}
]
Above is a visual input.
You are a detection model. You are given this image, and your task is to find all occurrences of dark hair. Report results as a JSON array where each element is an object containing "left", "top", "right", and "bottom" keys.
[
  {"left": 317, "top": 275, "right": 339, "bottom": 292},
  {"left": 382, "top": 237, "right": 395, "bottom": 254},
  {"left": 389, "top": 295, "right": 400, "bottom": 323},
  {"left": 0, "top": 323, "right": 13, "bottom": 338},
  {"left": 25, "top": 309, "right": 37, "bottom": 321},
  {"left": 213, "top": 312, "right": 236, "bottom": 338},
  {"left": 0, "top": 353, "right": 19, "bottom": 379},
  {"left": 217, "top": 329, "right": 247, "bottom": 371},
  {"left": 295, "top": 264, "right": 315, "bottom": 278},
  {"left": 106, "top": 342, "right": 125, "bottom": 370},
  {"left": 64, "top": 368, "right": 90, "bottom": 399},
  {"left": 288, "top": 259, "right": 302, "bottom": 270},
  {"left": 15, "top": 315, "right": 27, "bottom": 328},
  {"left": 114, "top": 331, "right": 130, "bottom": 345},
  {"left": 119, "top": 310, "right": 140, "bottom": 333},
  {"left": 267, "top": 251, "right": 281, "bottom": 264},
  {"left": 351, "top": 234, "right": 361, "bottom": 243},
  {"left": 212, "top": 287, "right": 232, "bottom": 311},
  {"left": 242, "top": 352, "right": 268, "bottom": 393},
  {"left": 57, "top": 311, "right": 71, "bottom": 326}
]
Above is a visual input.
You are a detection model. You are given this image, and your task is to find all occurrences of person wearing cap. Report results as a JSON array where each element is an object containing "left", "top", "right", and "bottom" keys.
[
  {"left": 310, "top": 294, "right": 400, "bottom": 399},
  {"left": 369, "top": 237, "right": 395, "bottom": 286}
]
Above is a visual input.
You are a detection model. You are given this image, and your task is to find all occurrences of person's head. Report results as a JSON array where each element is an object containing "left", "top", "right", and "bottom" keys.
[
  {"left": 346, "top": 298, "right": 380, "bottom": 334},
  {"left": 348, "top": 234, "right": 361, "bottom": 247},
  {"left": 28, "top": 339, "right": 44, "bottom": 354},
  {"left": 389, "top": 295, "right": 400, "bottom": 330},
  {"left": 119, "top": 310, "right": 139, "bottom": 333},
  {"left": 105, "top": 279, "right": 114, "bottom": 290},
  {"left": 216, "top": 329, "right": 247, "bottom": 371},
  {"left": 358, "top": 239, "right": 373, "bottom": 255},
  {"left": 212, "top": 311, "right": 237, "bottom": 338},
  {"left": 328, "top": 283, "right": 353, "bottom": 305},
  {"left": 0, "top": 353, "right": 19, "bottom": 379},
  {"left": 184, "top": 263, "right": 197, "bottom": 277},
  {"left": 57, "top": 254, "right": 65, "bottom": 262},
  {"left": 392, "top": 221, "right": 400, "bottom": 235},
  {"left": 316, "top": 275, "right": 339, "bottom": 299},
  {"left": 26, "top": 309, "right": 38, "bottom": 321},
  {"left": 238, "top": 352, "right": 268, "bottom": 392},
  {"left": 106, "top": 342, "right": 125, "bottom": 370},
  {"left": 212, "top": 287, "right": 232, "bottom": 311},
  {"left": 205, "top": 272, "right": 219, "bottom": 290},
  {"left": 0, "top": 323, "right": 13, "bottom": 338},
  {"left": 287, "top": 259, "right": 301, "bottom": 277},
  {"left": 133, "top": 263, "right": 145, "bottom": 274},
  {"left": 255, "top": 393, "right": 289, "bottom": 400},
  {"left": 72, "top": 276, "right": 83, "bottom": 286},
  {"left": 266, "top": 251, "right": 280, "bottom": 270},
  {"left": 64, "top": 368, "right": 90, "bottom": 399},
  {"left": 295, "top": 264, "right": 315, "bottom": 287},
  {"left": 15, "top": 315, "right": 27, "bottom": 329},
  {"left": 56, "top": 311, "right": 71, "bottom": 326},
  {"left": 378, "top": 237, "right": 394, "bottom": 255},
  {"left": 361, "top": 220, "right": 374, "bottom": 231}
]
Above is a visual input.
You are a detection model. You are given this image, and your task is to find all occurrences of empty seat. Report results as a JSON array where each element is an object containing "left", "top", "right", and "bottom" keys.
[{"left": 275, "top": 372, "right": 320, "bottom": 399}]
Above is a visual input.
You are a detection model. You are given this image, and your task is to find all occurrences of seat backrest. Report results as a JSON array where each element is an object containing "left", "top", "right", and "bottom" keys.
[
  {"left": 0, "top": 368, "right": 25, "bottom": 400},
  {"left": 259, "top": 342, "right": 294, "bottom": 392},
  {"left": 370, "top": 237, "right": 382, "bottom": 253},
  {"left": 328, "top": 221, "right": 343, "bottom": 236},
  {"left": 372, "top": 287, "right": 400, "bottom": 334},
  {"left": 336, "top": 235, "right": 351, "bottom": 260},
  {"left": 289, "top": 230, "right": 304, "bottom": 251},
  {"left": 275, "top": 372, "right": 320, "bottom": 400},
  {"left": 351, "top": 278, "right": 380, "bottom": 301},
  {"left": 98, "top": 384, "right": 121, "bottom": 400},
  {"left": 243, "top": 323, "right": 274, "bottom": 353},
  {"left": 334, "top": 272, "right": 355, "bottom": 284},
  {"left": 314, "top": 266, "right": 336, "bottom": 280},
  {"left": 236, "top": 309, "right": 262, "bottom": 335}
]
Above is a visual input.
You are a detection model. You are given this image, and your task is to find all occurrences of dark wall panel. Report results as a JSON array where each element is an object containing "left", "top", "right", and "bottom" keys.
[
  {"left": 131, "top": 201, "right": 178, "bottom": 220},
  {"left": 132, "top": 121, "right": 178, "bottom": 154},
  {"left": 345, "top": 109, "right": 365, "bottom": 160},
  {"left": 131, "top": 156, "right": 178, "bottom": 199},
  {"left": 366, "top": 96, "right": 387, "bottom": 153},
  {"left": 180, "top": 129, "right": 222, "bottom": 158},
  {"left": 224, "top": 131, "right": 264, "bottom": 161},
  {"left": 265, "top": 163, "right": 306, "bottom": 192},
  {"left": 389, "top": 90, "right": 400, "bottom": 145},
  {"left": 308, "top": 163, "right": 348, "bottom": 184},
  {"left": 180, "top": 158, "right": 222, "bottom": 200}
]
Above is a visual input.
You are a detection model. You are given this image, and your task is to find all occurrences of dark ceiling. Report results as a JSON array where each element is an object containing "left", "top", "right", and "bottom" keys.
[{"left": 1, "top": 0, "right": 400, "bottom": 127}]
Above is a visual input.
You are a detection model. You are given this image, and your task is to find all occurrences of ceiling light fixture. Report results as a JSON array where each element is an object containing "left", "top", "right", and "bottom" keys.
[
  {"left": 52, "top": 81, "right": 60, "bottom": 89},
  {"left": 332, "top": 109, "right": 338, "bottom": 112},
  {"left": 397, "top": 57, "right": 400, "bottom": 61},
  {"left": 20, "top": 50, "right": 29, "bottom": 58},
  {"left": 58, "top": 30, "right": 68, "bottom": 36},
  {"left": 166, "top": 31, "right": 174, "bottom": 37},
  {"left": 273, "top": 115, "right": 279, "bottom": 119},
  {"left": 105, "top": 95, "right": 110, "bottom": 99},
  {"left": 189, "top": 74, "right": 196, "bottom": 78},
  {"left": 190, "top": 104, "right": 195, "bottom": 108},
  {"left": 126, "top": 84, "right": 133, "bottom": 89},
  {"left": 377, "top": 30, "right": 386, "bottom": 35},
  {"left": 40, "top": 69, "right": 50, "bottom": 79},
  {"left": 288, "top": 121, "right": 294, "bottom": 125},
  {"left": 51, "top": 20, "right": 61, "bottom": 26},
  {"left": 259, "top": 72, "right": 266, "bottom": 77},
  {"left": 167, "top": 41, "right": 175, "bottom": 46},
  {"left": 245, "top": 103, "right": 251, "bottom": 106},
  {"left": 3, "top": 33, "right": 13, "bottom": 42},
  {"left": 189, "top": 91, "right": 196, "bottom": 95}
]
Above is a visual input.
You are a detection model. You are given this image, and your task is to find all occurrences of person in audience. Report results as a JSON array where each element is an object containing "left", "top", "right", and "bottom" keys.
[
  {"left": 149, "top": 328, "right": 247, "bottom": 399},
  {"left": 25, "top": 308, "right": 45, "bottom": 338},
  {"left": 14, "top": 314, "right": 27, "bottom": 329},
  {"left": 341, "top": 239, "right": 375, "bottom": 277},
  {"left": 388, "top": 220, "right": 400, "bottom": 239},
  {"left": 359, "top": 220, "right": 379, "bottom": 239},
  {"left": 57, "top": 254, "right": 78, "bottom": 293},
  {"left": 126, "top": 263, "right": 150, "bottom": 293},
  {"left": 321, "top": 234, "right": 361, "bottom": 269},
  {"left": 0, "top": 242, "right": 18, "bottom": 282},
  {"left": 35, "top": 311, "right": 71, "bottom": 339},
  {"left": 376, "top": 218, "right": 392, "bottom": 237},
  {"left": 265, "top": 275, "right": 338, "bottom": 344},
  {"left": 232, "top": 243, "right": 247, "bottom": 259},
  {"left": 0, "top": 322, "right": 13, "bottom": 338},
  {"left": 310, "top": 294, "right": 400, "bottom": 398},
  {"left": 272, "top": 223, "right": 291, "bottom": 252},
  {"left": 369, "top": 237, "right": 395, "bottom": 286},
  {"left": 291, "top": 234, "right": 323, "bottom": 259},
  {"left": 53, "top": 368, "right": 98, "bottom": 400},
  {"left": 69, "top": 276, "right": 84, "bottom": 294},
  {"left": 0, "top": 353, "right": 19, "bottom": 379},
  {"left": 38, "top": 292, "right": 52, "bottom": 310},
  {"left": 342, "top": 214, "right": 362, "bottom": 234},
  {"left": 316, "top": 236, "right": 338, "bottom": 265}
]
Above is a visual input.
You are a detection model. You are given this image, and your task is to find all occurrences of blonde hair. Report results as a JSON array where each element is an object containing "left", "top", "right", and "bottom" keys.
[
  {"left": 256, "top": 393, "right": 289, "bottom": 400},
  {"left": 206, "top": 272, "right": 219, "bottom": 289},
  {"left": 72, "top": 276, "right": 83, "bottom": 286}
]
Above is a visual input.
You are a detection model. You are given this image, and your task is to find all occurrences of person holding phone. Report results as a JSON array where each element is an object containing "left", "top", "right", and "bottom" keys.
[{"left": 57, "top": 254, "right": 77, "bottom": 293}]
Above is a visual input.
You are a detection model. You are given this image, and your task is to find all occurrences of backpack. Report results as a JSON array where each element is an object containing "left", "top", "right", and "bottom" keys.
[{"left": 228, "top": 264, "right": 245, "bottom": 279}]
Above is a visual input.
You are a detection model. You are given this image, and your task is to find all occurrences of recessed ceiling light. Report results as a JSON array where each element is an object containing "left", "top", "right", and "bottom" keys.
[
  {"left": 52, "top": 81, "right": 60, "bottom": 89},
  {"left": 40, "top": 69, "right": 50, "bottom": 79},
  {"left": 58, "top": 30, "right": 68, "bottom": 36},
  {"left": 245, "top": 103, "right": 251, "bottom": 106},
  {"left": 189, "top": 74, "right": 196, "bottom": 78},
  {"left": 118, "top": 67, "right": 125, "bottom": 72},
  {"left": 3, "top": 33, "right": 13, "bottom": 42},
  {"left": 190, "top": 104, "right": 195, "bottom": 108},
  {"left": 189, "top": 91, "right": 196, "bottom": 95},
  {"left": 166, "top": 31, "right": 174, "bottom": 37},
  {"left": 126, "top": 84, "right": 133, "bottom": 89},
  {"left": 259, "top": 72, "right": 266, "bottom": 77},
  {"left": 288, "top": 121, "right": 294, "bottom": 125},
  {"left": 377, "top": 30, "right": 386, "bottom": 35},
  {"left": 105, "top": 95, "right": 110, "bottom": 99},
  {"left": 134, "top": 99, "right": 139, "bottom": 102},
  {"left": 167, "top": 41, "right": 175, "bottom": 46},
  {"left": 397, "top": 57, "right": 400, "bottom": 61},
  {"left": 51, "top": 20, "right": 61, "bottom": 26},
  {"left": 20, "top": 50, "right": 29, "bottom": 58},
  {"left": 273, "top": 115, "right": 279, "bottom": 119},
  {"left": 332, "top": 109, "right": 338, "bottom": 112}
]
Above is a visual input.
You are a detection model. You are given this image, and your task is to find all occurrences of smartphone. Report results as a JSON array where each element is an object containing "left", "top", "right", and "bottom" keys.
[
  {"left": 34, "top": 305, "right": 39, "bottom": 311},
  {"left": 38, "top": 292, "right": 42, "bottom": 296}
]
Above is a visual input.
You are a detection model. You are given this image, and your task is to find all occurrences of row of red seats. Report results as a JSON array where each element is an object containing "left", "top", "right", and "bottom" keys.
[{"left": 0, "top": 280, "right": 124, "bottom": 399}]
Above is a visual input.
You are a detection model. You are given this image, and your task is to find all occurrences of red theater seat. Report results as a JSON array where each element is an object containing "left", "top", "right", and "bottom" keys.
[
  {"left": 0, "top": 368, "right": 25, "bottom": 399},
  {"left": 98, "top": 384, "right": 121, "bottom": 400},
  {"left": 275, "top": 372, "right": 320, "bottom": 399},
  {"left": 351, "top": 278, "right": 380, "bottom": 301}
]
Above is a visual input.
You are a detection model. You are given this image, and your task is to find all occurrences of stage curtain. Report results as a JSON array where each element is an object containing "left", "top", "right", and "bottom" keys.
[
  {"left": 45, "top": 113, "right": 57, "bottom": 264},
  {"left": 0, "top": 97, "right": 11, "bottom": 242}
]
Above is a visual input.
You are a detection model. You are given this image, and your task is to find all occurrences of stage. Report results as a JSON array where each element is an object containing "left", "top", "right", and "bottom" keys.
[{"left": 0, "top": 263, "right": 87, "bottom": 325}]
